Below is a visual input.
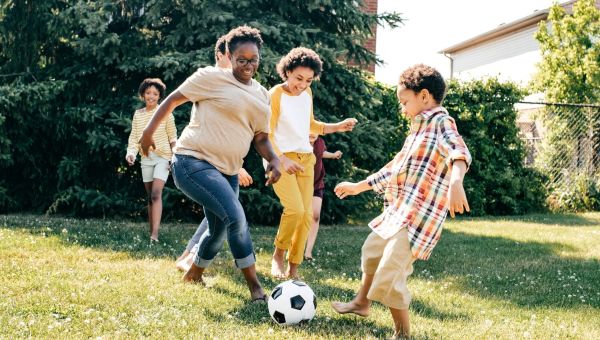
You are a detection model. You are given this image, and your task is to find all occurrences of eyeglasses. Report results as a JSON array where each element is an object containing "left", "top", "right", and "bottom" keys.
[{"left": 236, "top": 58, "right": 259, "bottom": 66}]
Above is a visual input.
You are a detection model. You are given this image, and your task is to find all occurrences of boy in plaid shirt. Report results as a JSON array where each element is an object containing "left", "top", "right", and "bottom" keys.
[{"left": 332, "top": 64, "right": 471, "bottom": 339}]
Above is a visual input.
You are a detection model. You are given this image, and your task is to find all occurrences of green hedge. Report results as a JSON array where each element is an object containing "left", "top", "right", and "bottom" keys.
[{"left": 444, "top": 79, "right": 547, "bottom": 215}]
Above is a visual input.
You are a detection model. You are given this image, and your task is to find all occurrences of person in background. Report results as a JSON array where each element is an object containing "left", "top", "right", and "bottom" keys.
[
  {"left": 126, "top": 78, "right": 176, "bottom": 242},
  {"left": 303, "top": 133, "right": 342, "bottom": 261}
]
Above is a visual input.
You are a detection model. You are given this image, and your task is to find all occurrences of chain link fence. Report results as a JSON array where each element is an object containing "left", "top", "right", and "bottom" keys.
[{"left": 517, "top": 101, "right": 600, "bottom": 190}]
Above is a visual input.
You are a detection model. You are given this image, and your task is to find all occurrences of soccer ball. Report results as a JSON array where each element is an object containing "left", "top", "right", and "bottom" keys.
[{"left": 268, "top": 280, "right": 317, "bottom": 325}]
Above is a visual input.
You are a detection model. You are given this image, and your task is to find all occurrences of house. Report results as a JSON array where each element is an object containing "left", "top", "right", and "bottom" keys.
[
  {"left": 439, "top": 0, "right": 600, "bottom": 165},
  {"left": 438, "top": 0, "right": 599, "bottom": 84}
]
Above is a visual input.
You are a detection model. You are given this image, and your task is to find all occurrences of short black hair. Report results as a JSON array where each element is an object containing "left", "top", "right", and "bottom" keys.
[
  {"left": 214, "top": 34, "right": 227, "bottom": 63},
  {"left": 398, "top": 64, "right": 446, "bottom": 104},
  {"left": 225, "top": 25, "right": 263, "bottom": 53},
  {"left": 138, "top": 78, "right": 166, "bottom": 100},
  {"left": 276, "top": 47, "right": 323, "bottom": 81}
]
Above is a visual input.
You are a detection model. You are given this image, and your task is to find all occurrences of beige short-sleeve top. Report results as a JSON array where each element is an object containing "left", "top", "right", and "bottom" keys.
[{"left": 174, "top": 66, "right": 270, "bottom": 175}]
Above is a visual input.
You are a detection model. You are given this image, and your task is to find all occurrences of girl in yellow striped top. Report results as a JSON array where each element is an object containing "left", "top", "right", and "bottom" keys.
[{"left": 126, "top": 78, "right": 177, "bottom": 242}]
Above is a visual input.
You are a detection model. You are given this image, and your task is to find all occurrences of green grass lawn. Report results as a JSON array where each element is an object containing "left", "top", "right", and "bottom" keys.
[{"left": 1, "top": 213, "right": 599, "bottom": 339}]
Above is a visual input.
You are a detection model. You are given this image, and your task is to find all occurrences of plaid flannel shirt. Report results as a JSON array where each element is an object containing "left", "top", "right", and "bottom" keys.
[{"left": 366, "top": 107, "right": 472, "bottom": 260}]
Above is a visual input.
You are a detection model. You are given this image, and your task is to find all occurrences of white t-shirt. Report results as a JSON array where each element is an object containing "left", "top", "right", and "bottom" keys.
[{"left": 268, "top": 84, "right": 324, "bottom": 155}]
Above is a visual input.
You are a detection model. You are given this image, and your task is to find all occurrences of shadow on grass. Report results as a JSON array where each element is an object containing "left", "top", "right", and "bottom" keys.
[
  {"left": 457, "top": 213, "right": 600, "bottom": 227},
  {"left": 418, "top": 229, "right": 600, "bottom": 309},
  {"left": 0, "top": 214, "right": 198, "bottom": 260}
]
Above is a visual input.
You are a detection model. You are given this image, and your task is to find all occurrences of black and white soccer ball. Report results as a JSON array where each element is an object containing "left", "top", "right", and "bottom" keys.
[{"left": 268, "top": 280, "right": 316, "bottom": 325}]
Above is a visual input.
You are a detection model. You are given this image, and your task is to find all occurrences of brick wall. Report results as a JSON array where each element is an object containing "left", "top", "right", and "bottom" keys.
[
  {"left": 363, "top": 0, "right": 378, "bottom": 72},
  {"left": 347, "top": 0, "right": 378, "bottom": 72}
]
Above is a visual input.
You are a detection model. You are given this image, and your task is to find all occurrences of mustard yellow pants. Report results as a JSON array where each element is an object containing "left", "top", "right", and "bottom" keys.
[{"left": 273, "top": 152, "right": 316, "bottom": 265}]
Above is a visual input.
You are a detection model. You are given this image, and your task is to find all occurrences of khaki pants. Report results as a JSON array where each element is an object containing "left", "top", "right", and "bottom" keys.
[
  {"left": 361, "top": 228, "right": 417, "bottom": 310},
  {"left": 272, "top": 152, "right": 316, "bottom": 264}
]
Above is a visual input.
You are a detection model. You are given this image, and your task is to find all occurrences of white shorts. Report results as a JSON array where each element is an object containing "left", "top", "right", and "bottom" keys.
[{"left": 140, "top": 152, "right": 170, "bottom": 183}]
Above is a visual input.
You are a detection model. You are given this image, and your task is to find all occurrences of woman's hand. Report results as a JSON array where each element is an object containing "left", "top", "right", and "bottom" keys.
[
  {"left": 238, "top": 168, "right": 253, "bottom": 187},
  {"left": 265, "top": 158, "right": 282, "bottom": 186},
  {"left": 139, "top": 131, "right": 155, "bottom": 157}
]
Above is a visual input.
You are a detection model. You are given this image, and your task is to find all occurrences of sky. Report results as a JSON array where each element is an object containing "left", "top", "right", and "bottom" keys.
[{"left": 375, "top": 0, "right": 557, "bottom": 85}]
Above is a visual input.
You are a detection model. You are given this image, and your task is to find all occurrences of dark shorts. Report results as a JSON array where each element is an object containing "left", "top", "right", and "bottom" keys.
[{"left": 313, "top": 188, "right": 324, "bottom": 199}]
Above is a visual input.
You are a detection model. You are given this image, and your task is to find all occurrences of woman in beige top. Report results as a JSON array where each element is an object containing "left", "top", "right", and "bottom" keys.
[{"left": 139, "top": 26, "right": 280, "bottom": 303}]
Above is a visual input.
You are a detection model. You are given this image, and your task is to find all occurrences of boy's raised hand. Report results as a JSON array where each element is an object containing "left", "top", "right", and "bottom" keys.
[{"left": 334, "top": 181, "right": 359, "bottom": 199}]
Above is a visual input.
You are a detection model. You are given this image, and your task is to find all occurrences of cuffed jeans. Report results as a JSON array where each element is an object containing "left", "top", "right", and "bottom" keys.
[{"left": 171, "top": 154, "right": 255, "bottom": 269}]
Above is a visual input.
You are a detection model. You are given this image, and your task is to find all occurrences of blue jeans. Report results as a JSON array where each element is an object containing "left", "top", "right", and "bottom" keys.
[
  {"left": 185, "top": 180, "right": 240, "bottom": 253},
  {"left": 186, "top": 218, "right": 208, "bottom": 253},
  {"left": 171, "top": 154, "right": 255, "bottom": 269}
]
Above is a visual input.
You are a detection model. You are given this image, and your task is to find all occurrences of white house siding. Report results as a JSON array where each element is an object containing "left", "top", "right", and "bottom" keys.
[
  {"left": 455, "top": 50, "right": 541, "bottom": 85},
  {"left": 451, "top": 25, "right": 543, "bottom": 84}
]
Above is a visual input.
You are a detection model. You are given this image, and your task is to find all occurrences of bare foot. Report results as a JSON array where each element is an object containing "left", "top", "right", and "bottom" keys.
[
  {"left": 285, "top": 262, "right": 300, "bottom": 280},
  {"left": 175, "top": 250, "right": 190, "bottom": 263},
  {"left": 391, "top": 331, "right": 410, "bottom": 340},
  {"left": 331, "top": 301, "right": 370, "bottom": 317},
  {"left": 271, "top": 252, "right": 286, "bottom": 279},
  {"left": 176, "top": 252, "right": 195, "bottom": 272},
  {"left": 182, "top": 263, "right": 205, "bottom": 285}
]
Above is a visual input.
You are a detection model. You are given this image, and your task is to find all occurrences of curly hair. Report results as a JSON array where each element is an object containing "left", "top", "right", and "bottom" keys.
[
  {"left": 225, "top": 25, "right": 263, "bottom": 53},
  {"left": 398, "top": 64, "right": 446, "bottom": 104},
  {"left": 276, "top": 47, "right": 323, "bottom": 81},
  {"left": 214, "top": 34, "right": 227, "bottom": 63},
  {"left": 138, "top": 78, "right": 166, "bottom": 100}
]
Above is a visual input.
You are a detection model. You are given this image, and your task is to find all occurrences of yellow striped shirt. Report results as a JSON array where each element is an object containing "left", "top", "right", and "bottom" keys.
[{"left": 126, "top": 107, "right": 177, "bottom": 161}]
